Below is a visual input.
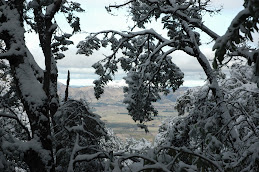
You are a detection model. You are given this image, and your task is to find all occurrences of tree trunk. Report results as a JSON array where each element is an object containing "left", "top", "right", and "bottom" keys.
[
  {"left": 34, "top": 8, "right": 59, "bottom": 120},
  {"left": 9, "top": 50, "right": 55, "bottom": 172},
  {"left": 0, "top": 2, "right": 56, "bottom": 170}
]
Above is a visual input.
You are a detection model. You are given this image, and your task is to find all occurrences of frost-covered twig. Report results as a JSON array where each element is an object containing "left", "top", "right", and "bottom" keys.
[
  {"left": 87, "top": 29, "right": 170, "bottom": 43},
  {"left": 182, "top": 20, "right": 242, "bottom": 149},
  {"left": 157, "top": 146, "right": 223, "bottom": 172}
]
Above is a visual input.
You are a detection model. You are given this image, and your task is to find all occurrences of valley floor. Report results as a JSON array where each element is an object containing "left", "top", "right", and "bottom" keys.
[{"left": 92, "top": 105, "right": 178, "bottom": 142}]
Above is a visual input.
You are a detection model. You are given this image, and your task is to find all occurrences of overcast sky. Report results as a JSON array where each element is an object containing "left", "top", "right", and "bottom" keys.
[{"left": 26, "top": 0, "right": 244, "bottom": 87}]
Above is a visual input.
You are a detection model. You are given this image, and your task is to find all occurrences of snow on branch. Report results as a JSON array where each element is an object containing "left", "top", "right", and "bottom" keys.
[
  {"left": 156, "top": 146, "right": 223, "bottom": 172},
  {"left": 67, "top": 133, "right": 110, "bottom": 172},
  {"left": 0, "top": 44, "right": 25, "bottom": 60},
  {"left": 213, "top": 8, "right": 251, "bottom": 64},
  {"left": 110, "top": 0, "right": 257, "bottom": 68},
  {"left": 116, "top": 153, "right": 171, "bottom": 172},
  {"left": 181, "top": 20, "right": 243, "bottom": 149},
  {"left": 108, "top": 0, "right": 220, "bottom": 39},
  {"left": 89, "top": 28, "right": 170, "bottom": 43},
  {"left": 136, "top": 164, "right": 171, "bottom": 172},
  {"left": 107, "top": 0, "right": 256, "bottom": 70},
  {"left": 0, "top": 111, "right": 31, "bottom": 140},
  {"left": 2, "top": 137, "right": 51, "bottom": 166},
  {"left": 213, "top": 8, "right": 250, "bottom": 49},
  {"left": 0, "top": 4, "right": 26, "bottom": 59},
  {"left": 0, "top": 112, "right": 17, "bottom": 120},
  {"left": 213, "top": 0, "right": 259, "bottom": 68},
  {"left": 78, "top": 28, "right": 184, "bottom": 123},
  {"left": 25, "top": 46, "right": 44, "bottom": 83}
]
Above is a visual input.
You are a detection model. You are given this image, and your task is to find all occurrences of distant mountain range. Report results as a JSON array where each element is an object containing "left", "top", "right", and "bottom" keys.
[
  {"left": 57, "top": 83, "right": 190, "bottom": 140},
  {"left": 57, "top": 82, "right": 189, "bottom": 107}
]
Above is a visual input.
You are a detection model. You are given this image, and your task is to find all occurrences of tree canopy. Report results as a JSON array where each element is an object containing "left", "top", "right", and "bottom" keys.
[{"left": 77, "top": 0, "right": 259, "bottom": 171}]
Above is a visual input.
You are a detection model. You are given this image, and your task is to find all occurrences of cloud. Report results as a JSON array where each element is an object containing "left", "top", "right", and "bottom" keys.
[
  {"left": 58, "top": 78, "right": 206, "bottom": 88},
  {"left": 58, "top": 66, "right": 126, "bottom": 80},
  {"left": 58, "top": 79, "right": 95, "bottom": 86},
  {"left": 58, "top": 78, "right": 127, "bottom": 87},
  {"left": 211, "top": 0, "right": 243, "bottom": 10},
  {"left": 182, "top": 80, "right": 206, "bottom": 87}
]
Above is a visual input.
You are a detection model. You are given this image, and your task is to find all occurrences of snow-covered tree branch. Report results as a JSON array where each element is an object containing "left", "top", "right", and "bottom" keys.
[
  {"left": 78, "top": 28, "right": 184, "bottom": 124},
  {"left": 0, "top": 1, "right": 99, "bottom": 172},
  {"left": 77, "top": 0, "right": 259, "bottom": 171}
]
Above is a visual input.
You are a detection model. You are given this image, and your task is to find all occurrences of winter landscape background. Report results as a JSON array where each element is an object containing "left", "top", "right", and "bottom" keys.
[
  {"left": 58, "top": 82, "right": 188, "bottom": 141},
  {"left": 0, "top": 0, "right": 258, "bottom": 172}
]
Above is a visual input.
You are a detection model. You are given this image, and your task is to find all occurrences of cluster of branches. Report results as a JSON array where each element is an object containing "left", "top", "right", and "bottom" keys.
[
  {"left": 0, "top": 1, "right": 106, "bottom": 172},
  {"left": 75, "top": 0, "right": 259, "bottom": 171},
  {"left": 172, "top": 64, "right": 259, "bottom": 171},
  {"left": 78, "top": 29, "right": 184, "bottom": 124}
]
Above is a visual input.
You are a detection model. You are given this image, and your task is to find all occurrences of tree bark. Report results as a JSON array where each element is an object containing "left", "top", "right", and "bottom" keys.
[
  {"left": 9, "top": 48, "right": 55, "bottom": 172},
  {"left": 65, "top": 70, "right": 70, "bottom": 102},
  {"left": 33, "top": 6, "right": 59, "bottom": 119},
  {"left": 1, "top": 2, "right": 56, "bottom": 171}
]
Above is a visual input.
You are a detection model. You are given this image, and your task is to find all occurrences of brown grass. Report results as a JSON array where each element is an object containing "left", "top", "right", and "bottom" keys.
[{"left": 93, "top": 105, "right": 178, "bottom": 142}]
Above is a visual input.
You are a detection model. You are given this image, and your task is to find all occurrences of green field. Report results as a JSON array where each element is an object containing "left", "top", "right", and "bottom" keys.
[{"left": 92, "top": 105, "right": 178, "bottom": 142}]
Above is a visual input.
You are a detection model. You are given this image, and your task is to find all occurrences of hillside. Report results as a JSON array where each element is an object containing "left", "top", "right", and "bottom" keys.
[
  {"left": 57, "top": 83, "right": 189, "bottom": 141},
  {"left": 58, "top": 82, "right": 188, "bottom": 107}
]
